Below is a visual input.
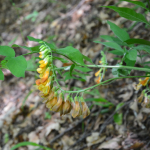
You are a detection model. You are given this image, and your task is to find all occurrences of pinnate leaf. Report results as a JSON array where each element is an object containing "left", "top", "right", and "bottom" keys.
[
  {"left": 120, "top": 0, "right": 148, "bottom": 10},
  {"left": 70, "top": 64, "right": 75, "bottom": 76},
  {"left": 125, "top": 38, "right": 150, "bottom": 46},
  {"left": 56, "top": 46, "right": 84, "bottom": 65},
  {"left": 104, "top": 6, "right": 148, "bottom": 24},
  {"left": 94, "top": 41, "right": 124, "bottom": 52},
  {"left": 107, "top": 21, "right": 130, "bottom": 42}
]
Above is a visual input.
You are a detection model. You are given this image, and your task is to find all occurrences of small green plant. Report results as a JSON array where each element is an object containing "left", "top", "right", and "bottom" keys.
[
  {"left": 25, "top": 11, "right": 39, "bottom": 22},
  {"left": 44, "top": 111, "right": 52, "bottom": 119},
  {"left": 4, "top": 133, "right": 9, "bottom": 144}
]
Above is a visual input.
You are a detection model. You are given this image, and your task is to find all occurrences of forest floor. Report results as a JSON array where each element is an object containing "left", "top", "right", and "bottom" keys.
[{"left": 1, "top": 0, "right": 150, "bottom": 150}]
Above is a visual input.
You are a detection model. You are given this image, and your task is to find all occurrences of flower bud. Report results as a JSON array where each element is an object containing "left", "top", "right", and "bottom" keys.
[
  {"left": 41, "top": 67, "right": 51, "bottom": 83},
  {"left": 63, "top": 95, "right": 72, "bottom": 115},
  {"left": 35, "top": 79, "right": 41, "bottom": 86},
  {"left": 80, "top": 97, "right": 90, "bottom": 118},
  {"left": 39, "top": 56, "right": 51, "bottom": 68},
  {"left": 46, "top": 94, "right": 58, "bottom": 109},
  {"left": 71, "top": 98, "right": 80, "bottom": 118},
  {"left": 81, "top": 101, "right": 90, "bottom": 118},
  {"left": 52, "top": 93, "right": 63, "bottom": 112}
]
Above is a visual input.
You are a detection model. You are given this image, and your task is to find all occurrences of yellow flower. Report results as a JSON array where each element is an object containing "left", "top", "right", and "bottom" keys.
[
  {"left": 39, "top": 60, "right": 45, "bottom": 64},
  {"left": 46, "top": 96, "right": 58, "bottom": 109},
  {"left": 35, "top": 79, "right": 42, "bottom": 86},
  {"left": 52, "top": 93, "right": 63, "bottom": 112},
  {"left": 63, "top": 99, "right": 72, "bottom": 115},
  {"left": 41, "top": 67, "right": 50, "bottom": 83},
  {"left": 71, "top": 101, "right": 81, "bottom": 118},
  {"left": 81, "top": 102, "right": 90, "bottom": 118},
  {"left": 95, "top": 70, "right": 100, "bottom": 77},
  {"left": 39, "top": 54, "right": 43, "bottom": 58},
  {"left": 96, "top": 76, "right": 101, "bottom": 84},
  {"left": 37, "top": 66, "right": 46, "bottom": 74},
  {"left": 39, "top": 56, "right": 51, "bottom": 68}
]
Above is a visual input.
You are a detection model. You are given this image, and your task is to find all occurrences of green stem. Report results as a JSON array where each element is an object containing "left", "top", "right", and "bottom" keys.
[
  {"left": 46, "top": 44, "right": 64, "bottom": 91},
  {"left": 55, "top": 64, "right": 150, "bottom": 72},
  {"left": 22, "top": 52, "right": 36, "bottom": 56},
  {"left": 62, "top": 75, "right": 150, "bottom": 93}
]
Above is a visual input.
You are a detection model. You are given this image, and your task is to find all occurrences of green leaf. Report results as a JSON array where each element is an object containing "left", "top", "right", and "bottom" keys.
[
  {"left": 73, "top": 71, "right": 89, "bottom": 80},
  {"left": 100, "top": 35, "right": 129, "bottom": 46},
  {"left": 82, "top": 54, "right": 93, "bottom": 64},
  {"left": 135, "top": 45, "right": 150, "bottom": 54},
  {"left": 120, "top": 0, "right": 148, "bottom": 10},
  {"left": 10, "top": 142, "right": 51, "bottom": 150},
  {"left": 7, "top": 56, "right": 27, "bottom": 77},
  {"left": 107, "top": 21, "right": 130, "bottom": 42},
  {"left": 112, "top": 64, "right": 130, "bottom": 77},
  {"left": 63, "top": 72, "right": 85, "bottom": 81},
  {"left": 26, "top": 60, "right": 36, "bottom": 71},
  {"left": 118, "top": 69, "right": 129, "bottom": 76},
  {"left": 94, "top": 102, "right": 114, "bottom": 107},
  {"left": 27, "top": 36, "right": 41, "bottom": 42},
  {"left": 109, "top": 50, "right": 124, "bottom": 56},
  {"left": 104, "top": 6, "right": 148, "bottom": 24},
  {"left": 53, "top": 56, "right": 69, "bottom": 63},
  {"left": 0, "top": 46, "right": 15, "bottom": 57},
  {"left": 12, "top": 44, "right": 40, "bottom": 52},
  {"left": 126, "top": 49, "right": 137, "bottom": 61},
  {"left": 100, "top": 35, "right": 114, "bottom": 42},
  {"left": 0, "top": 59, "right": 8, "bottom": 68},
  {"left": 70, "top": 64, "right": 75, "bottom": 76},
  {"left": 56, "top": 46, "right": 84, "bottom": 65},
  {"left": 116, "top": 102, "right": 124, "bottom": 111},
  {"left": 46, "top": 42, "right": 57, "bottom": 50},
  {"left": 94, "top": 41, "right": 124, "bottom": 52},
  {"left": 31, "top": 46, "right": 40, "bottom": 52},
  {"left": 113, "top": 113, "right": 123, "bottom": 125},
  {"left": 75, "top": 66, "right": 92, "bottom": 72},
  {"left": 114, "top": 57, "right": 122, "bottom": 60},
  {"left": 112, "top": 66, "right": 119, "bottom": 77},
  {"left": 0, "top": 69, "right": 4, "bottom": 80},
  {"left": 124, "top": 49, "right": 137, "bottom": 67},
  {"left": 125, "top": 39, "right": 150, "bottom": 46},
  {"left": 85, "top": 98, "right": 109, "bottom": 103},
  {"left": 84, "top": 88, "right": 101, "bottom": 96}
]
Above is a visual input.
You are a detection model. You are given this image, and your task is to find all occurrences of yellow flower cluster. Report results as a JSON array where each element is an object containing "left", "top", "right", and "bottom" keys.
[{"left": 35, "top": 44, "right": 90, "bottom": 118}]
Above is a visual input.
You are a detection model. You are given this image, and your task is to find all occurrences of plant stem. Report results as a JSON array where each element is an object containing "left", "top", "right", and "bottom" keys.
[
  {"left": 62, "top": 75, "right": 150, "bottom": 93},
  {"left": 55, "top": 64, "right": 150, "bottom": 72}
]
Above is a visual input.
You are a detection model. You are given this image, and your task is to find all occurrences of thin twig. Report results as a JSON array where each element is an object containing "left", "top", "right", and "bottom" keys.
[{"left": 50, "top": 114, "right": 88, "bottom": 144}]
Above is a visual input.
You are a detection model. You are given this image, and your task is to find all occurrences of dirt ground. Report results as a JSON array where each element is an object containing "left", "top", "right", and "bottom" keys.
[{"left": 1, "top": 0, "right": 150, "bottom": 150}]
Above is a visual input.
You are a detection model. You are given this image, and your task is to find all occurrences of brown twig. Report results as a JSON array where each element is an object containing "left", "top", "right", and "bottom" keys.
[
  {"left": 49, "top": 115, "right": 88, "bottom": 144},
  {"left": 49, "top": 108, "right": 97, "bottom": 144}
]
